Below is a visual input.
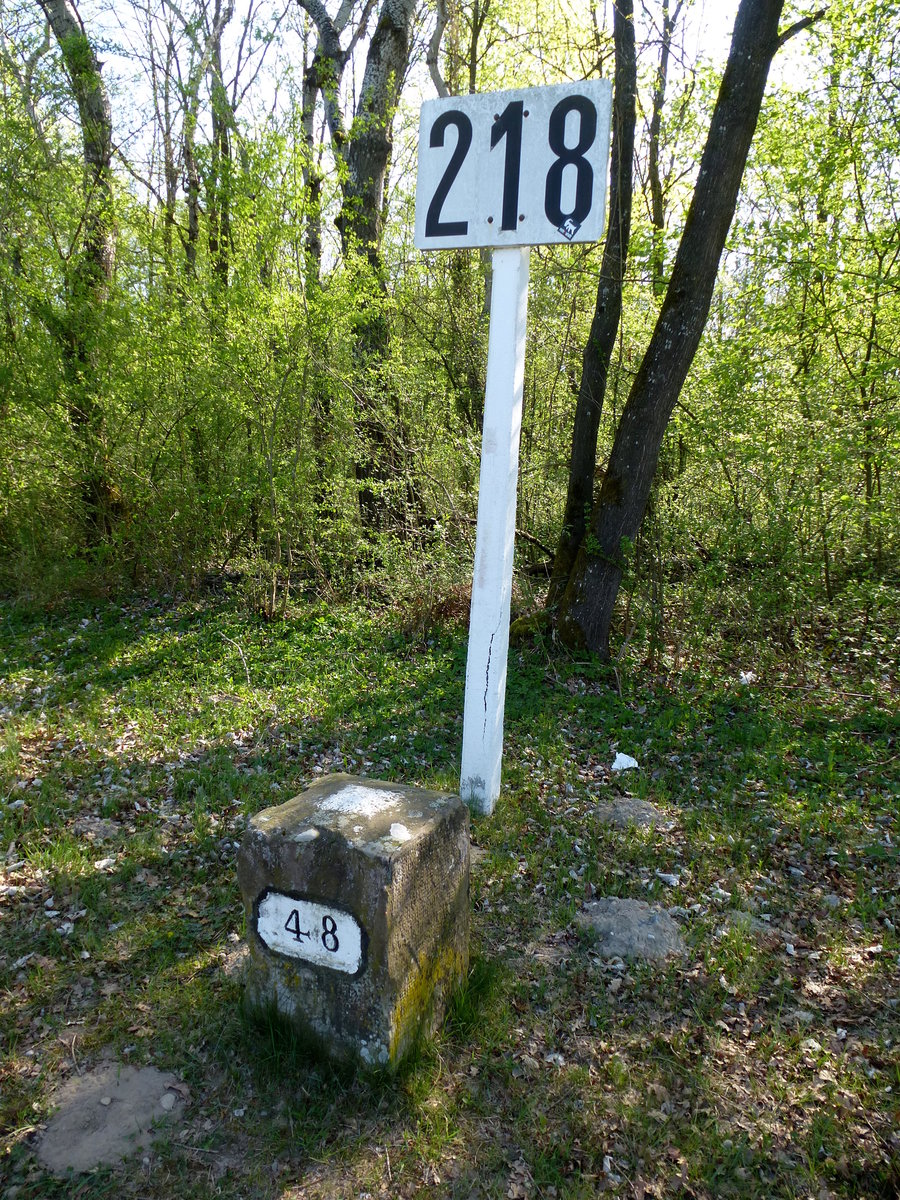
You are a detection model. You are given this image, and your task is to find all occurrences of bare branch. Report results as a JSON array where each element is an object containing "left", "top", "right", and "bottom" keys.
[
  {"left": 235, "top": 4, "right": 293, "bottom": 108},
  {"left": 344, "top": 0, "right": 378, "bottom": 57},
  {"left": 295, "top": 0, "right": 345, "bottom": 63},
  {"left": 777, "top": 7, "right": 827, "bottom": 50},
  {"left": 296, "top": 0, "right": 352, "bottom": 149},
  {"left": 333, "top": 0, "right": 356, "bottom": 33},
  {"left": 426, "top": 0, "right": 450, "bottom": 97},
  {"left": 0, "top": 21, "right": 54, "bottom": 156}
]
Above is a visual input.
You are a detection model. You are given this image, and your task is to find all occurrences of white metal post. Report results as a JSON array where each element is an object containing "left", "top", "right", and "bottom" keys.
[{"left": 460, "top": 245, "right": 530, "bottom": 814}]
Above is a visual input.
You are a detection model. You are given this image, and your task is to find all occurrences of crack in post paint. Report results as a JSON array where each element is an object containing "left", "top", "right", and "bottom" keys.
[{"left": 483, "top": 618, "right": 502, "bottom": 738}]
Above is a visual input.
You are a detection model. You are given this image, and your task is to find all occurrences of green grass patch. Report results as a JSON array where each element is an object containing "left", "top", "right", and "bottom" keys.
[{"left": 0, "top": 592, "right": 897, "bottom": 1198}]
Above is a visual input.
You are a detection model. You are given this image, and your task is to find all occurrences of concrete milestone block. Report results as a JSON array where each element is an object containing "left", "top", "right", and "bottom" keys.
[{"left": 237, "top": 774, "right": 469, "bottom": 1068}]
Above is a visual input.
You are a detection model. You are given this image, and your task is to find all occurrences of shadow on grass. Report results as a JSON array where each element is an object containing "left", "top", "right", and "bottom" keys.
[{"left": 2, "top": 596, "right": 898, "bottom": 1198}]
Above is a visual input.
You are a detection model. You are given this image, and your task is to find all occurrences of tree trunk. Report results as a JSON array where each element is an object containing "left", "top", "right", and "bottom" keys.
[
  {"left": 557, "top": 0, "right": 788, "bottom": 657},
  {"left": 648, "top": 0, "right": 682, "bottom": 296},
  {"left": 207, "top": 0, "right": 232, "bottom": 291},
  {"left": 334, "top": 0, "right": 416, "bottom": 268},
  {"left": 298, "top": 0, "right": 417, "bottom": 533},
  {"left": 300, "top": 54, "right": 324, "bottom": 285},
  {"left": 546, "top": 0, "right": 636, "bottom": 607},
  {"left": 38, "top": 0, "right": 118, "bottom": 544}
]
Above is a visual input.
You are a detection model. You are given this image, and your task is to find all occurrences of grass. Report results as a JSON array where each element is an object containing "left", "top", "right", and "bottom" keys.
[{"left": 0, "top": 586, "right": 897, "bottom": 1198}]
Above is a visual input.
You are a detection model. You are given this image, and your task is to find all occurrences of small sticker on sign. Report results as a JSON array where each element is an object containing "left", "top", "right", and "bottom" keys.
[{"left": 558, "top": 218, "right": 581, "bottom": 241}]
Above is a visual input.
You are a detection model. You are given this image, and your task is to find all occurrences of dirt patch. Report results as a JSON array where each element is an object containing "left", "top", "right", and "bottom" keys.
[
  {"left": 38, "top": 1063, "right": 188, "bottom": 1175},
  {"left": 72, "top": 815, "right": 121, "bottom": 841},
  {"left": 593, "top": 798, "right": 675, "bottom": 831}
]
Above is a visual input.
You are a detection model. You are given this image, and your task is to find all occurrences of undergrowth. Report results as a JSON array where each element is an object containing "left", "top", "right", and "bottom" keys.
[{"left": 0, "top": 584, "right": 897, "bottom": 1198}]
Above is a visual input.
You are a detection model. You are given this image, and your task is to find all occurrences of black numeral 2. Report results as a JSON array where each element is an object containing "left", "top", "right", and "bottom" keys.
[{"left": 425, "top": 110, "right": 472, "bottom": 237}]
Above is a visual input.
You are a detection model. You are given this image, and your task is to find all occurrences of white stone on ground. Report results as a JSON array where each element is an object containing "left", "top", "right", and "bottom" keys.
[{"left": 579, "top": 898, "right": 686, "bottom": 960}]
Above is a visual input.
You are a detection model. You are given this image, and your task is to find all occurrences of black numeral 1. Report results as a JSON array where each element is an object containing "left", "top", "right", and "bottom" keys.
[
  {"left": 544, "top": 95, "right": 596, "bottom": 228},
  {"left": 490, "top": 101, "right": 524, "bottom": 231}
]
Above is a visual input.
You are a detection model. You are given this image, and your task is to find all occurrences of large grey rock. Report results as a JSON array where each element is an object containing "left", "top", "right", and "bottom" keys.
[
  {"left": 237, "top": 774, "right": 469, "bottom": 1068},
  {"left": 579, "top": 897, "right": 686, "bottom": 960},
  {"left": 38, "top": 1064, "right": 186, "bottom": 1175}
]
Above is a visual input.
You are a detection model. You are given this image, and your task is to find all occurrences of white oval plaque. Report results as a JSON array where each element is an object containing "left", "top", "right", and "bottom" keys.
[{"left": 255, "top": 891, "right": 364, "bottom": 975}]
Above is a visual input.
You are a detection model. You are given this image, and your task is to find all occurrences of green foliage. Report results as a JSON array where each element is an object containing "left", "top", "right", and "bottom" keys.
[{"left": 0, "top": 0, "right": 896, "bottom": 668}]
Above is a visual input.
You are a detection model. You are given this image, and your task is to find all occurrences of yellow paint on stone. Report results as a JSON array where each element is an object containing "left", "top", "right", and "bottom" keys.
[{"left": 389, "top": 942, "right": 468, "bottom": 1063}]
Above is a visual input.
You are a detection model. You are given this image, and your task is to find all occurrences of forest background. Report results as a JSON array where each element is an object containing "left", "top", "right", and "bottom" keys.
[
  {"left": 1, "top": 4, "right": 898, "bottom": 1195},
  {"left": 0, "top": 0, "right": 897, "bottom": 663}
]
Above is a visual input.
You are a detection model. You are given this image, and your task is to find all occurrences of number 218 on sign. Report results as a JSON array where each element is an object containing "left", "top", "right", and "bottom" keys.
[{"left": 414, "top": 79, "right": 612, "bottom": 251}]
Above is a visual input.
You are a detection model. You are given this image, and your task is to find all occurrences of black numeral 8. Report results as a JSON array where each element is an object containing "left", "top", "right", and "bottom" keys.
[
  {"left": 544, "top": 96, "right": 596, "bottom": 228},
  {"left": 321, "top": 914, "right": 339, "bottom": 952}
]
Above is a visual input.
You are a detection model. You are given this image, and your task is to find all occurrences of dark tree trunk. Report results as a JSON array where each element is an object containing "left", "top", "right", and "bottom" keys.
[
  {"left": 300, "top": 0, "right": 417, "bottom": 533},
  {"left": 647, "top": 0, "right": 682, "bottom": 296},
  {"left": 546, "top": 0, "right": 636, "bottom": 607},
  {"left": 298, "top": 0, "right": 417, "bottom": 533},
  {"left": 207, "top": 1, "right": 233, "bottom": 292},
  {"left": 184, "top": 129, "right": 201, "bottom": 276},
  {"left": 38, "top": 0, "right": 119, "bottom": 544},
  {"left": 335, "top": 0, "right": 416, "bottom": 270},
  {"left": 297, "top": 0, "right": 415, "bottom": 275},
  {"left": 300, "top": 56, "right": 324, "bottom": 286},
  {"left": 557, "top": 0, "right": 788, "bottom": 656}
]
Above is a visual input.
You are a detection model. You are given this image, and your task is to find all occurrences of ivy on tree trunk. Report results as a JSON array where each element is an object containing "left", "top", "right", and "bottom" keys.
[{"left": 38, "top": 0, "right": 118, "bottom": 545}]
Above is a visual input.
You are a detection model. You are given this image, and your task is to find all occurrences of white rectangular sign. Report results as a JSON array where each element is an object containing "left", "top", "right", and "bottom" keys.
[
  {"left": 414, "top": 79, "right": 612, "bottom": 250},
  {"left": 254, "top": 890, "right": 364, "bottom": 975}
]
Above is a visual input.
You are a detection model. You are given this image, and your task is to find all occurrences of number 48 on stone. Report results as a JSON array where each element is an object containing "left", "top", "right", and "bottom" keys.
[{"left": 284, "top": 909, "right": 340, "bottom": 953}]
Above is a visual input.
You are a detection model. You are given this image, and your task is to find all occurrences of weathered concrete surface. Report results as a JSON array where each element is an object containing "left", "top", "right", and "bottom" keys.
[
  {"left": 579, "top": 898, "right": 686, "bottom": 960},
  {"left": 38, "top": 1063, "right": 186, "bottom": 1174},
  {"left": 238, "top": 774, "right": 469, "bottom": 1068}
]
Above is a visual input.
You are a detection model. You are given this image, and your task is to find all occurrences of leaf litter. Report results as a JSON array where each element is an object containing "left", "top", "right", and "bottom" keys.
[{"left": 0, "top": 595, "right": 897, "bottom": 1198}]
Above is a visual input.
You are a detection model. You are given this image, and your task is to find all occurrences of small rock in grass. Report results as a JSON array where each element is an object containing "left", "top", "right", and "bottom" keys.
[
  {"left": 727, "top": 910, "right": 781, "bottom": 943},
  {"left": 579, "top": 898, "right": 686, "bottom": 961},
  {"left": 822, "top": 893, "right": 843, "bottom": 910},
  {"left": 594, "top": 798, "right": 673, "bottom": 831},
  {"left": 73, "top": 816, "right": 120, "bottom": 842}
]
